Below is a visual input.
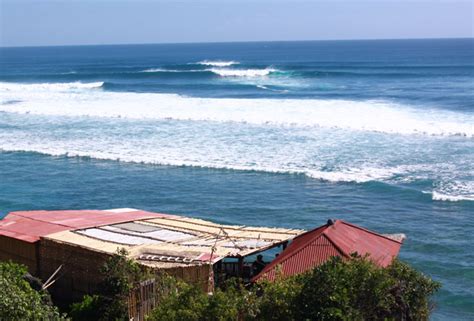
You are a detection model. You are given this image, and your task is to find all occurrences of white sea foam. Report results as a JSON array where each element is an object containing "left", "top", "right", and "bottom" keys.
[
  {"left": 196, "top": 60, "right": 239, "bottom": 67},
  {"left": 1, "top": 81, "right": 473, "bottom": 137},
  {"left": 431, "top": 192, "right": 474, "bottom": 202},
  {"left": 430, "top": 181, "right": 474, "bottom": 202},
  {"left": 0, "top": 142, "right": 401, "bottom": 184},
  {"left": 209, "top": 68, "right": 276, "bottom": 77},
  {"left": 141, "top": 68, "right": 169, "bottom": 73},
  {"left": 141, "top": 68, "right": 202, "bottom": 73},
  {"left": 1, "top": 89, "right": 472, "bottom": 203},
  {"left": 5, "top": 140, "right": 470, "bottom": 201},
  {"left": 1, "top": 81, "right": 472, "bottom": 204},
  {"left": 306, "top": 167, "right": 401, "bottom": 183},
  {"left": 0, "top": 81, "right": 104, "bottom": 91},
  {"left": 140, "top": 67, "right": 277, "bottom": 78}
]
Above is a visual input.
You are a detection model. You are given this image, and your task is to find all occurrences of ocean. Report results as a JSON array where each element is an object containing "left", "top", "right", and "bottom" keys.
[{"left": 0, "top": 39, "right": 473, "bottom": 319}]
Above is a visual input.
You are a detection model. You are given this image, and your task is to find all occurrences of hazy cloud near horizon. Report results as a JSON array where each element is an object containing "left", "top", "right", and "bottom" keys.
[{"left": 1, "top": 0, "right": 472, "bottom": 47}]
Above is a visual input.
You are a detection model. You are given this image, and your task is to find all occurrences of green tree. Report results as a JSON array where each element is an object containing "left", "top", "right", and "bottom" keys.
[
  {"left": 0, "top": 261, "right": 67, "bottom": 321},
  {"left": 386, "top": 259, "right": 441, "bottom": 321},
  {"left": 295, "top": 255, "right": 440, "bottom": 321},
  {"left": 148, "top": 256, "right": 440, "bottom": 321},
  {"left": 251, "top": 271, "right": 303, "bottom": 321}
]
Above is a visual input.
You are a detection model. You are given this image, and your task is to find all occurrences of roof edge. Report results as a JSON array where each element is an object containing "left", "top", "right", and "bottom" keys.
[{"left": 334, "top": 220, "right": 404, "bottom": 244}]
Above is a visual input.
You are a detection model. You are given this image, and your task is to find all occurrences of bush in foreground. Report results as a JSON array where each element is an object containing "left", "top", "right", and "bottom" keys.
[
  {"left": 295, "top": 255, "right": 440, "bottom": 321},
  {"left": 0, "top": 261, "right": 66, "bottom": 321},
  {"left": 69, "top": 251, "right": 440, "bottom": 321},
  {"left": 149, "top": 256, "right": 440, "bottom": 321}
]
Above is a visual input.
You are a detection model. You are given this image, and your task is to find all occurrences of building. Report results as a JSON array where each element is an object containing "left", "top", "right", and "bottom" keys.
[
  {"left": 0, "top": 209, "right": 404, "bottom": 304},
  {"left": 0, "top": 208, "right": 303, "bottom": 302},
  {"left": 252, "top": 219, "right": 405, "bottom": 282}
]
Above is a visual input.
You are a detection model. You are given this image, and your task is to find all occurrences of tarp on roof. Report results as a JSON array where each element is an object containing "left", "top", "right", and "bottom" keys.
[{"left": 253, "top": 219, "right": 404, "bottom": 282}]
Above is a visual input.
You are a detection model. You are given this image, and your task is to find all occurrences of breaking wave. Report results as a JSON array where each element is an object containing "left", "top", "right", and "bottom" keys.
[
  {"left": 140, "top": 68, "right": 203, "bottom": 73},
  {"left": 1, "top": 81, "right": 472, "bottom": 203},
  {"left": 431, "top": 191, "right": 474, "bottom": 202},
  {"left": 1, "top": 81, "right": 473, "bottom": 137},
  {"left": 139, "top": 67, "right": 278, "bottom": 77},
  {"left": 209, "top": 68, "right": 277, "bottom": 77},
  {"left": 429, "top": 181, "right": 474, "bottom": 202},
  {"left": 0, "top": 144, "right": 402, "bottom": 184},
  {"left": 2, "top": 144, "right": 472, "bottom": 204},
  {"left": 141, "top": 68, "right": 176, "bottom": 73},
  {"left": 0, "top": 81, "right": 104, "bottom": 91},
  {"left": 196, "top": 60, "right": 239, "bottom": 67}
]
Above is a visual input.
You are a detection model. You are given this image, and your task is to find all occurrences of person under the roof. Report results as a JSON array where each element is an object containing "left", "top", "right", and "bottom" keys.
[{"left": 252, "top": 254, "right": 267, "bottom": 276}]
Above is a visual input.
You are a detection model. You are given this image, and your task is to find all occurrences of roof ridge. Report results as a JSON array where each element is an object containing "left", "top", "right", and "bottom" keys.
[
  {"left": 10, "top": 211, "right": 73, "bottom": 228},
  {"left": 336, "top": 220, "right": 403, "bottom": 244},
  {"left": 321, "top": 233, "right": 349, "bottom": 258}
]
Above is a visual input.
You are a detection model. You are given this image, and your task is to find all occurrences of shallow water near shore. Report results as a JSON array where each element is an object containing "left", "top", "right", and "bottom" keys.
[{"left": 0, "top": 39, "right": 473, "bottom": 319}]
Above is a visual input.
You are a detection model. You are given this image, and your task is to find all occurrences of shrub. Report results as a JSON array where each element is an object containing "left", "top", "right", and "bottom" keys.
[
  {"left": 149, "top": 256, "right": 440, "bottom": 321},
  {"left": 70, "top": 248, "right": 151, "bottom": 321},
  {"left": 386, "top": 259, "right": 441, "bottom": 320},
  {"left": 149, "top": 279, "right": 251, "bottom": 321},
  {"left": 295, "top": 255, "right": 441, "bottom": 321},
  {"left": 251, "top": 271, "right": 303, "bottom": 321},
  {"left": 149, "top": 281, "right": 209, "bottom": 321},
  {"left": 0, "top": 261, "right": 67, "bottom": 321},
  {"left": 69, "top": 295, "right": 102, "bottom": 321},
  {"left": 70, "top": 251, "right": 440, "bottom": 321}
]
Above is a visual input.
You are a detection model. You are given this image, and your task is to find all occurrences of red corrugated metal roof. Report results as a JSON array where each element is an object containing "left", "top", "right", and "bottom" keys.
[
  {"left": 0, "top": 209, "right": 175, "bottom": 243},
  {"left": 253, "top": 220, "right": 403, "bottom": 282}
]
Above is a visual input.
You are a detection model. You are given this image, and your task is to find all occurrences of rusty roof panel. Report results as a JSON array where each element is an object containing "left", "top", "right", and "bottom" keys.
[
  {"left": 253, "top": 220, "right": 403, "bottom": 282},
  {"left": 0, "top": 209, "right": 174, "bottom": 243}
]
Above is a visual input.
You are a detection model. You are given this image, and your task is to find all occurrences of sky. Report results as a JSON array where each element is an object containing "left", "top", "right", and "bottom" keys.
[{"left": 0, "top": 0, "right": 473, "bottom": 47}]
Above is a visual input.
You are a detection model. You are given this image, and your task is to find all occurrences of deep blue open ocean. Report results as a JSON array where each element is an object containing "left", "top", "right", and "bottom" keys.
[{"left": 0, "top": 39, "right": 473, "bottom": 319}]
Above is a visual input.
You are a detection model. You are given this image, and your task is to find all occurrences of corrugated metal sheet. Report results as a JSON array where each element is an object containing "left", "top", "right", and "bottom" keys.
[
  {"left": 0, "top": 209, "right": 174, "bottom": 243},
  {"left": 253, "top": 220, "right": 403, "bottom": 282}
]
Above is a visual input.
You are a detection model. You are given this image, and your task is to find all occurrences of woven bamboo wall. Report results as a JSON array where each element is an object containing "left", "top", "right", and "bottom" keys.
[
  {"left": 159, "top": 264, "right": 212, "bottom": 292},
  {"left": 39, "top": 237, "right": 212, "bottom": 303},
  {"left": 39, "top": 238, "right": 112, "bottom": 303},
  {"left": 0, "top": 235, "right": 38, "bottom": 274}
]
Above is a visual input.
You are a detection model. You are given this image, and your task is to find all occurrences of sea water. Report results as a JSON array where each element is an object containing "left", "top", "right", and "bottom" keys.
[{"left": 0, "top": 39, "right": 473, "bottom": 319}]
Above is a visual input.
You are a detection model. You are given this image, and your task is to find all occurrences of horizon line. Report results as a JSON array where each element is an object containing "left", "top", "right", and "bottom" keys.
[{"left": 1, "top": 36, "right": 472, "bottom": 49}]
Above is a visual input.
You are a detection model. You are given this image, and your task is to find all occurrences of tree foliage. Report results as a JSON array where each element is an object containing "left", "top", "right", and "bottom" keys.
[
  {"left": 294, "top": 256, "right": 441, "bottom": 321},
  {"left": 0, "top": 261, "right": 67, "bottom": 321},
  {"left": 149, "top": 279, "right": 254, "bottom": 321},
  {"left": 68, "top": 250, "right": 440, "bottom": 321},
  {"left": 149, "top": 256, "right": 440, "bottom": 321},
  {"left": 70, "top": 248, "right": 151, "bottom": 321}
]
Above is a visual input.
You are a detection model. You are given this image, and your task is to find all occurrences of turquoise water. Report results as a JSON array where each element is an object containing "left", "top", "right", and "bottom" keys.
[{"left": 0, "top": 39, "right": 473, "bottom": 319}]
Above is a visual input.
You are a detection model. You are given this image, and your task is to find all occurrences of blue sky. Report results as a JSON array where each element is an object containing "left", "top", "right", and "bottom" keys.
[{"left": 1, "top": 0, "right": 472, "bottom": 47}]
